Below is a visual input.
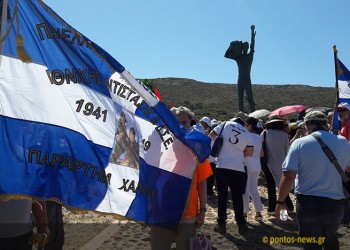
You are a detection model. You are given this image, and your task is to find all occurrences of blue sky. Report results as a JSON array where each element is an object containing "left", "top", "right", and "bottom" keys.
[{"left": 44, "top": 0, "right": 350, "bottom": 87}]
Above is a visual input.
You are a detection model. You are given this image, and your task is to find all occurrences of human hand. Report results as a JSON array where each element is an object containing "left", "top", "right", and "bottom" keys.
[
  {"left": 36, "top": 225, "right": 51, "bottom": 247},
  {"left": 299, "top": 127, "right": 307, "bottom": 136},
  {"left": 195, "top": 211, "right": 206, "bottom": 227},
  {"left": 275, "top": 203, "right": 288, "bottom": 220}
]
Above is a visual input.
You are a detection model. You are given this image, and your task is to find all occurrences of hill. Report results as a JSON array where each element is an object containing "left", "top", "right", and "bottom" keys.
[{"left": 151, "top": 77, "right": 336, "bottom": 121}]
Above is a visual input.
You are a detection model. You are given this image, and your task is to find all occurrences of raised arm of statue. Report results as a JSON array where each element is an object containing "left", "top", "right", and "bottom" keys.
[{"left": 250, "top": 25, "right": 256, "bottom": 53}]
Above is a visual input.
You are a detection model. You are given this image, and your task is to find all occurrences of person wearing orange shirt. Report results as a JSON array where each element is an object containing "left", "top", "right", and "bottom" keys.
[{"left": 150, "top": 107, "right": 212, "bottom": 250}]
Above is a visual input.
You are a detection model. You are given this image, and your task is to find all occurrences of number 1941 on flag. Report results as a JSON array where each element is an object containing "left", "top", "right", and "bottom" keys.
[{"left": 75, "top": 99, "right": 108, "bottom": 122}]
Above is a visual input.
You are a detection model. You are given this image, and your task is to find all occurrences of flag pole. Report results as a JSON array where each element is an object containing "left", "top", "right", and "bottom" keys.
[
  {"left": 333, "top": 45, "right": 340, "bottom": 130},
  {"left": 0, "top": 0, "right": 9, "bottom": 66},
  {"left": 333, "top": 45, "right": 339, "bottom": 103}
]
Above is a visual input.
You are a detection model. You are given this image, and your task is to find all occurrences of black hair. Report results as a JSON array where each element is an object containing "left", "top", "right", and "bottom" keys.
[
  {"left": 255, "top": 127, "right": 263, "bottom": 135},
  {"left": 246, "top": 117, "right": 260, "bottom": 133},
  {"left": 246, "top": 117, "right": 257, "bottom": 127}
]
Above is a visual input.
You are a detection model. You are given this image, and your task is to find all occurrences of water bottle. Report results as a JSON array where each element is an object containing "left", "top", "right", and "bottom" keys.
[{"left": 280, "top": 209, "right": 288, "bottom": 221}]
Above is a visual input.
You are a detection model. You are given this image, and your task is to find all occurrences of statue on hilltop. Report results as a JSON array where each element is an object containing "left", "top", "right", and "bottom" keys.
[{"left": 225, "top": 25, "right": 256, "bottom": 112}]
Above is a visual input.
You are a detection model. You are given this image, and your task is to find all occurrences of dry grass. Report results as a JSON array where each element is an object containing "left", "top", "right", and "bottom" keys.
[{"left": 152, "top": 77, "right": 336, "bottom": 121}]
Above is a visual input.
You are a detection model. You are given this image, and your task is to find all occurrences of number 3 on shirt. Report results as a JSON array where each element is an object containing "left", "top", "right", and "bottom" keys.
[{"left": 229, "top": 128, "right": 241, "bottom": 144}]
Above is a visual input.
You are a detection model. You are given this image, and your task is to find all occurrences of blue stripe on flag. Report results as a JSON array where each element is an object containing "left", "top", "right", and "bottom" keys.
[
  {"left": 0, "top": 0, "right": 211, "bottom": 230},
  {"left": 3, "top": 0, "right": 125, "bottom": 97},
  {"left": 333, "top": 59, "right": 350, "bottom": 130},
  {"left": 0, "top": 115, "right": 110, "bottom": 209},
  {"left": 338, "top": 59, "right": 350, "bottom": 81},
  {"left": 126, "top": 158, "right": 192, "bottom": 231},
  {"left": 136, "top": 101, "right": 211, "bottom": 163}
]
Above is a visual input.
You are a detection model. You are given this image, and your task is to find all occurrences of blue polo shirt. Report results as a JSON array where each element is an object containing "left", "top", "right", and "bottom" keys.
[{"left": 282, "top": 130, "right": 350, "bottom": 200}]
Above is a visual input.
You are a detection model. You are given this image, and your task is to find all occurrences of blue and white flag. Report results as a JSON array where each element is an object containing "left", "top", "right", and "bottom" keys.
[
  {"left": 0, "top": 0, "right": 210, "bottom": 230},
  {"left": 333, "top": 58, "right": 350, "bottom": 130}
]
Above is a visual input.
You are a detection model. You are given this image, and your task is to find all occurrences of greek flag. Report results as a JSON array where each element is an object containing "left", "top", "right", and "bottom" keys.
[
  {"left": 0, "top": 0, "right": 210, "bottom": 230},
  {"left": 333, "top": 58, "right": 350, "bottom": 130}
]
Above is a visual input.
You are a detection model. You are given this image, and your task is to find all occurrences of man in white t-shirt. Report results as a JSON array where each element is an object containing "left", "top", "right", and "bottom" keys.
[{"left": 209, "top": 117, "right": 254, "bottom": 234}]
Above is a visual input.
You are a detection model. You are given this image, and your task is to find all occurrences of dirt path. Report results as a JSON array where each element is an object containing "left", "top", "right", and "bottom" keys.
[{"left": 62, "top": 185, "right": 350, "bottom": 250}]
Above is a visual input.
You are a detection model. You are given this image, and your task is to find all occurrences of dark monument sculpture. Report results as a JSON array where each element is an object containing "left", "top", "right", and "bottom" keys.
[{"left": 225, "top": 25, "right": 256, "bottom": 112}]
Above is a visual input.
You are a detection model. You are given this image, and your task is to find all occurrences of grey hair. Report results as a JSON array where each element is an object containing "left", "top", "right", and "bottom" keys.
[{"left": 170, "top": 106, "right": 193, "bottom": 120}]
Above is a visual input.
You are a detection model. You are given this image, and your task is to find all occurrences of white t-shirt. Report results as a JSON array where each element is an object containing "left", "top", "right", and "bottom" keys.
[
  {"left": 243, "top": 133, "right": 262, "bottom": 173},
  {"left": 214, "top": 121, "right": 254, "bottom": 172},
  {"left": 0, "top": 199, "right": 33, "bottom": 238}
]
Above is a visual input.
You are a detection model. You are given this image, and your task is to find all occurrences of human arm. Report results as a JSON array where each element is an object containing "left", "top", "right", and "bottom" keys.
[
  {"left": 195, "top": 160, "right": 212, "bottom": 226},
  {"left": 275, "top": 171, "right": 296, "bottom": 218},
  {"left": 260, "top": 148, "right": 264, "bottom": 158},
  {"left": 250, "top": 25, "right": 256, "bottom": 52},
  {"left": 290, "top": 128, "right": 306, "bottom": 145},
  {"left": 32, "top": 201, "right": 50, "bottom": 246},
  {"left": 290, "top": 129, "right": 301, "bottom": 145},
  {"left": 195, "top": 180, "right": 207, "bottom": 227},
  {"left": 194, "top": 122, "right": 205, "bottom": 133},
  {"left": 209, "top": 130, "right": 218, "bottom": 140},
  {"left": 209, "top": 122, "right": 226, "bottom": 140},
  {"left": 244, "top": 146, "right": 254, "bottom": 156},
  {"left": 244, "top": 132, "right": 255, "bottom": 156}
]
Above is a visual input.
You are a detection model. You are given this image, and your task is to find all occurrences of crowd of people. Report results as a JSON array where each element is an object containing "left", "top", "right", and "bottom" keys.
[
  {"left": 154, "top": 102, "right": 350, "bottom": 250},
  {"left": 1, "top": 102, "right": 350, "bottom": 250}
]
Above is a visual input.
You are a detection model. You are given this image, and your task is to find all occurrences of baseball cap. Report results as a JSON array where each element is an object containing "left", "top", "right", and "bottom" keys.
[
  {"left": 337, "top": 102, "right": 350, "bottom": 111},
  {"left": 303, "top": 111, "right": 327, "bottom": 122},
  {"left": 200, "top": 116, "right": 211, "bottom": 127}
]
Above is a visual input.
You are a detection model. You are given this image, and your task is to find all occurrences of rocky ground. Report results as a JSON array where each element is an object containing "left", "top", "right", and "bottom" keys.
[{"left": 62, "top": 183, "right": 350, "bottom": 250}]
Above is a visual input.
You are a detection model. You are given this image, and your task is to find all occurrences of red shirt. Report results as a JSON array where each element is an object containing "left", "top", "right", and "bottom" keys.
[{"left": 340, "top": 117, "right": 350, "bottom": 142}]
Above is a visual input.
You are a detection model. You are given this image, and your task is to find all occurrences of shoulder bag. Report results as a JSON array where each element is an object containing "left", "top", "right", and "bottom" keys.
[
  {"left": 260, "top": 130, "right": 268, "bottom": 165},
  {"left": 312, "top": 133, "right": 350, "bottom": 197},
  {"left": 210, "top": 122, "right": 226, "bottom": 157}
]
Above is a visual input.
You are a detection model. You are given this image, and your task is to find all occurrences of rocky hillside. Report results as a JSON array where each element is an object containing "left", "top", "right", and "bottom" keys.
[{"left": 151, "top": 77, "right": 336, "bottom": 121}]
